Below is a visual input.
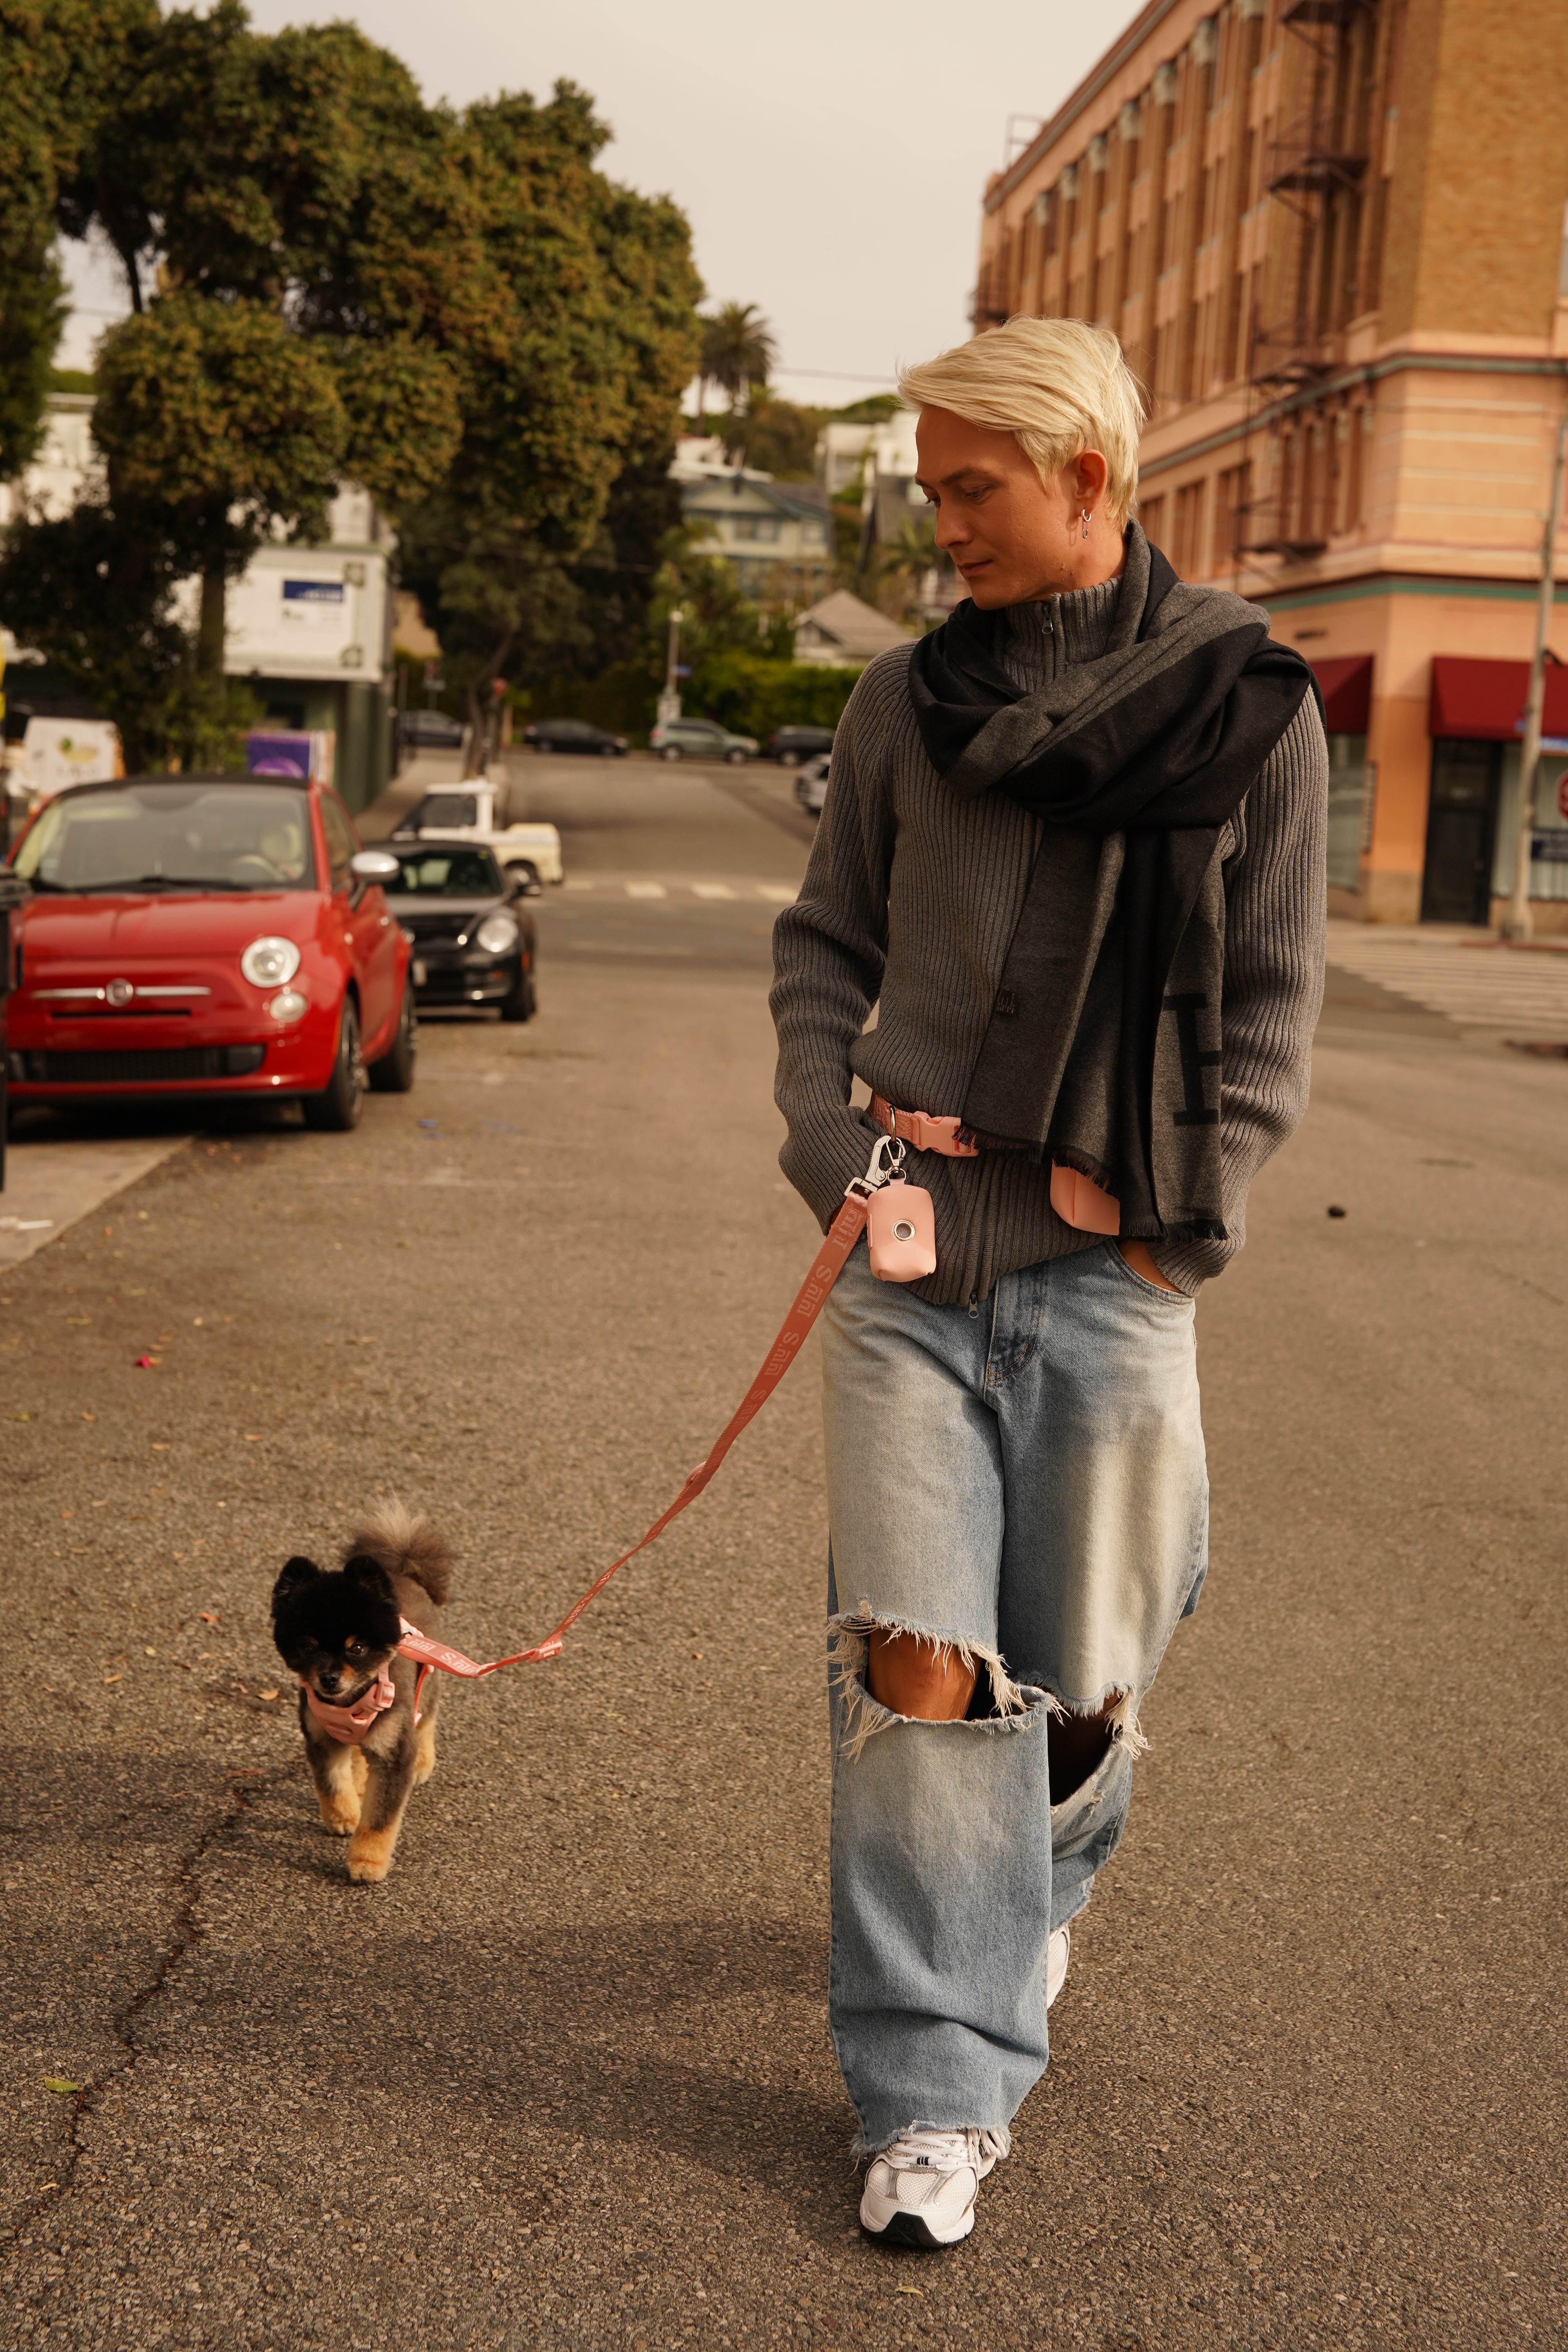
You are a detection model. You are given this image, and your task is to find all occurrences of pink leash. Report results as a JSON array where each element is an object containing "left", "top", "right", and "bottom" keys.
[{"left": 305, "top": 1148, "right": 894, "bottom": 1737}]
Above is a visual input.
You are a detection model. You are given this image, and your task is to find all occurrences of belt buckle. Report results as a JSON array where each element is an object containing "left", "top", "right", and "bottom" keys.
[{"left": 908, "top": 1109, "right": 975, "bottom": 1158}]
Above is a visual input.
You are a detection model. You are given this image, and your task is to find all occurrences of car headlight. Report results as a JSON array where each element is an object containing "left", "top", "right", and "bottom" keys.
[
  {"left": 241, "top": 936, "right": 301, "bottom": 988},
  {"left": 267, "top": 989, "right": 308, "bottom": 1024},
  {"left": 474, "top": 913, "right": 519, "bottom": 955}
]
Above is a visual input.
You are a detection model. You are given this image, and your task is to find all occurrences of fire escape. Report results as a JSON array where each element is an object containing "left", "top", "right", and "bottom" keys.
[{"left": 1238, "top": 0, "right": 1374, "bottom": 559}]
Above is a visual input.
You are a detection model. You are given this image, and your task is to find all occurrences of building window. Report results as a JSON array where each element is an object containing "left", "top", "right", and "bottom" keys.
[
  {"left": 1140, "top": 492, "right": 1167, "bottom": 548},
  {"left": 1214, "top": 461, "right": 1249, "bottom": 570},
  {"left": 1326, "top": 735, "right": 1369, "bottom": 891},
  {"left": 732, "top": 516, "right": 780, "bottom": 543},
  {"left": 1172, "top": 479, "right": 1206, "bottom": 575}
]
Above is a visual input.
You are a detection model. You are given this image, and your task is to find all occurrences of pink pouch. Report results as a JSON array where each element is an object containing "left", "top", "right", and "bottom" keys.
[
  {"left": 1050, "top": 1162, "right": 1121, "bottom": 1236},
  {"left": 867, "top": 1178, "right": 937, "bottom": 1282}
]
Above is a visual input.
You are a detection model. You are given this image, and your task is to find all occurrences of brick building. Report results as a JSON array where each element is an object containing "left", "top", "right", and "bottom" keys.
[{"left": 974, "top": 0, "right": 1568, "bottom": 926}]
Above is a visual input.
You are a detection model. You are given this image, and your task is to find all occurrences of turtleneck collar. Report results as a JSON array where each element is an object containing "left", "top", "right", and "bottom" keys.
[{"left": 994, "top": 523, "right": 1150, "bottom": 690}]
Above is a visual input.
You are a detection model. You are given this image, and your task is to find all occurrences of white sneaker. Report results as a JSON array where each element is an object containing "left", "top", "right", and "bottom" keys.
[
  {"left": 1046, "top": 1922, "right": 1071, "bottom": 2010},
  {"left": 859, "top": 2126, "right": 1009, "bottom": 2247}
]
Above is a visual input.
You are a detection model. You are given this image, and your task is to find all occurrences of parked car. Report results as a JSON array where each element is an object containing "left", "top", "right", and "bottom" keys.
[
  {"left": 4, "top": 773, "right": 415, "bottom": 1128},
  {"left": 382, "top": 844, "right": 536, "bottom": 1022},
  {"left": 399, "top": 708, "right": 465, "bottom": 749},
  {"left": 521, "top": 717, "right": 628, "bottom": 757},
  {"left": 767, "top": 725, "right": 837, "bottom": 766},
  {"left": 648, "top": 718, "right": 758, "bottom": 766},
  {"left": 389, "top": 782, "right": 564, "bottom": 887},
  {"left": 795, "top": 753, "right": 831, "bottom": 816}
]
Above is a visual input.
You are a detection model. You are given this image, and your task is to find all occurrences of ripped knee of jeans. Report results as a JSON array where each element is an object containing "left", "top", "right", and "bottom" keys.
[
  {"left": 1048, "top": 1682, "right": 1149, "bottom": 1768},
  {"left": 828, "top": 1604, "right": 1027, "bottom": 1762}
]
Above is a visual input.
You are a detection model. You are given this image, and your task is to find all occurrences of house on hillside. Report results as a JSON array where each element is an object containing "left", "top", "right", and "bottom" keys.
[
  {"left": 680, "top": 470, "right": 834, "bottom": 602},
  {"left": 793, "top": 591, "right": 913, "bottom": 667},
  {"left": 0, "top": 392, "right": 397, "bottom": 814},
  {"left": 817, "top": 422, "right": 877, "bottom": 497}
]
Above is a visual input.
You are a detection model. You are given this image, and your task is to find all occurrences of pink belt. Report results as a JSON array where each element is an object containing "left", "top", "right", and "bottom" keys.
[{"left": 868, "top": 1093, "right": 1120, "bottom": 1234}]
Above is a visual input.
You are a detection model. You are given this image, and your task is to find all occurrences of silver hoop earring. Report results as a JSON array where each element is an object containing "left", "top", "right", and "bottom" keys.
[{"left": 1080, "top": 508, "right": 1091, "bottom": 541}]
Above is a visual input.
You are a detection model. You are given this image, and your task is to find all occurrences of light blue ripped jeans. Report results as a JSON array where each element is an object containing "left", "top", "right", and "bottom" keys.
[{"left": 820, "top": 1235, "right": 1208, "bottom": 2156}]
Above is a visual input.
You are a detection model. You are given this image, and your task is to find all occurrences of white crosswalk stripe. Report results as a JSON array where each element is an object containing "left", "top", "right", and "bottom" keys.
[
  {"left": 559, "top": 876, "right": 800, "bottom": 904},
  {"left": 1326, "top": 924, "right": 1568, "bottom": 1029}
]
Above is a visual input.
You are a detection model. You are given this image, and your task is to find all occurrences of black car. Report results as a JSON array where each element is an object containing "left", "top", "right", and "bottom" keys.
[
  {"left": 767, "top": 725, "right": 837, "bottom": 766},
  {"left": 521, "top": 717, "right": 628, "bottom": 756},
  {"left": 398, "top": 708, "right": 465, "bottom": 749},
  {"left": 381, "top": 844, "right": 537, "bottom": 1022}
]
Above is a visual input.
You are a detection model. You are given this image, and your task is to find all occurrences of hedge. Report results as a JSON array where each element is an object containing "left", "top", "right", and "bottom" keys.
[
  {"left": 684, "top": 653, "right": 863, "bottom": 741},
  {"left": 524, "top": 655, "right": 864, "bottom": 746}
]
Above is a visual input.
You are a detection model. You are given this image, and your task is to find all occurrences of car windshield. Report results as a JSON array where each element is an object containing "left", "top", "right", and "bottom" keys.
[
  {"left": 12, "top": 782, "right": 317, "bottom": 893},
  {"left": 414, "top": 794, "right": 478, "bottom": 827},
  {"left": 385, "top": 849, "right": 503, "bottom": 897}
]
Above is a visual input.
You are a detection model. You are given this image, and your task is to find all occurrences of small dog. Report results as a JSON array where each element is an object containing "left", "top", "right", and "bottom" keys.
[{"left": 270, "top": 1503, "right": 452, "bottom": 1884}]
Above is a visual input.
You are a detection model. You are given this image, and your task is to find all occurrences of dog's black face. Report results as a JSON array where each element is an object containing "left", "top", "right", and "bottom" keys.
[{"left": 271, "top": 1553, "right": 402, "bottom": 1699}]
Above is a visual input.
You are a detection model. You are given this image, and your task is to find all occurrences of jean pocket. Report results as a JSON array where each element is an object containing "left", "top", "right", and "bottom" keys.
[{"left": 1105, "top": 1240, "right": 1194, "bottom": 1308}]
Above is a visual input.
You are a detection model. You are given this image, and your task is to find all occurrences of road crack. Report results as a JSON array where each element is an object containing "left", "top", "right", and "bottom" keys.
[{"left": 16, "top": 1759, "right": 298, "bottom": 2229}]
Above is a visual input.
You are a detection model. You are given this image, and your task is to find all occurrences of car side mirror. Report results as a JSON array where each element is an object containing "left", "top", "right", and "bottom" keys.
[
  {"left": 350, "top": 849, "right": 401, "bottom": 884},
  {"left": 506, "top": 867, "right": 542, "bottom": 898}
]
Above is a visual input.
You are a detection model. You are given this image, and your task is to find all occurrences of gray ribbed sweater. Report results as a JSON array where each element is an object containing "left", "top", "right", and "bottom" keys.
[{"left": 769, "top": 572, "right": 1328, "bottom": 1303}]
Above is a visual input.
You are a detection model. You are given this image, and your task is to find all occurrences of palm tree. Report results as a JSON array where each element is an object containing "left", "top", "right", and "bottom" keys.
[
  {"left": 874, "top": 512, "right": 939, "bottom": 624},
  {"left": 697, "top": 301, "right": 777, "bottom": 422}
]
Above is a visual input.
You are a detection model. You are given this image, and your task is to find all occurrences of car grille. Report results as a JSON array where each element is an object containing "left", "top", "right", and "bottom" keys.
[{"left": 18, "top": 1045, "right": 267, "bottom": 1083}]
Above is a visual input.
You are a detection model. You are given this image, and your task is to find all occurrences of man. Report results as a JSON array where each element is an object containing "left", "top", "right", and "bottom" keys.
[{"left": 771, "top": 317, "right": 1327, "bottom": 2247}]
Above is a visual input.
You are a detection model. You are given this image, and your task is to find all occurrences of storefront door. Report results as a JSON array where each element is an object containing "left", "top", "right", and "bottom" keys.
[{"left": 1421, "top": 740, "right": 1501, "bottom": 925}]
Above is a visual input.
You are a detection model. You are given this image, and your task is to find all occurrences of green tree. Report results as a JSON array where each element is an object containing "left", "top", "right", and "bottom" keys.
[
  {"left": 0, "top": 0, "right": 156, "bottom": 476},
  {"left": 697, "top": 300, "right": 777, "bottom": 420},
  {"left": 716, "top": 392, "right": 822, "bottom": 480},
  {"left": 396, "top": 83, "right": 701, "bottom": 770}
]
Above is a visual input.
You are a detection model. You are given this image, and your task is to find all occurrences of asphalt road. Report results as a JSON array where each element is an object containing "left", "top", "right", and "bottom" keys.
[{"left": 2, "top": 753, "right": 1564, "bottom": 2350}]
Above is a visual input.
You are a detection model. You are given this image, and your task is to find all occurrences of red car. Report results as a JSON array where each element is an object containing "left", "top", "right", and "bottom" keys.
[{"left": 4, "top": 772, "right": 416, "bottom": 1128}]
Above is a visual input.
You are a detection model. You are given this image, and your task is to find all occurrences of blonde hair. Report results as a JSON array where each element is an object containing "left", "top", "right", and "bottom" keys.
[{"left": 898, "top": 316, "right": 1147, "bottom": 525}]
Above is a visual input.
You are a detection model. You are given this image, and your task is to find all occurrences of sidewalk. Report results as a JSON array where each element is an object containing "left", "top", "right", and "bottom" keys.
[{"left": 0, "top": 1134, "right": 188, "bottom": 1267}]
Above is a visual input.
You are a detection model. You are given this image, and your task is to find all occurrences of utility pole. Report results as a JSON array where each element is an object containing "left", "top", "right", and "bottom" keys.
[
  {"left": 1503, "top": 386, "right": 1568, "bottom": 942},
  {"left": 657, "top": 607, "right": 684, "bottom": 730}
]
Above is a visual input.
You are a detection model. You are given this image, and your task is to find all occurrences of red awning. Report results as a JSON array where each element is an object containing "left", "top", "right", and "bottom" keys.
[
  {"left": 1428, "top": 655, "right": 1568, "bottom": 741},
  {"left": 1308, "top": 654, "right": 1373, "bottom": 734}
]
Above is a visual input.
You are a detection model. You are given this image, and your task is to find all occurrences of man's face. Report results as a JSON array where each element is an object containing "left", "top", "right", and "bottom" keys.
[{"left": 915, "top": 407, "right": 1080, "bottom": 609}]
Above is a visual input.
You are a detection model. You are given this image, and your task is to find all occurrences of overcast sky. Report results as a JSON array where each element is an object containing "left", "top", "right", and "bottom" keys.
[{"left": 60, "top": 0, "right": 1136, "bottom": 403}]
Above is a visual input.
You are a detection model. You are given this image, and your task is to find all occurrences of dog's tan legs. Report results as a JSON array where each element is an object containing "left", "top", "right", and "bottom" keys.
[
  {"left": 412, "top": 1713, "right": 437, "bottom": 1788},
  {"left": 311, "top": 1737, "right": 363, "bottom": 1835},
  {"left": 347, "top": 1730, "right": 418, "bottom": 1884}
]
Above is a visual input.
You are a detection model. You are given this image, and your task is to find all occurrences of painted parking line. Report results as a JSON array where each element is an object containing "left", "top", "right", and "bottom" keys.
[
  {"left": 624, "top": 882, "right": 668, "bottom": 900},
  {"left": 692, "top": 883, "right": 737, "bottom": 900}
]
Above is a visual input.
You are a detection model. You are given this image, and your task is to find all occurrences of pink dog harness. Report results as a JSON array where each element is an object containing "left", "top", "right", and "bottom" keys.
[{"left": 300, "top": 1620, "right": 495, "bottom": 1745}]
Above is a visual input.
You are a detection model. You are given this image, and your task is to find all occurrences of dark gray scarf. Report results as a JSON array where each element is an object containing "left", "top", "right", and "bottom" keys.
[{"left": 908, "top": 523, "right": 1319, "bottom": 1243}]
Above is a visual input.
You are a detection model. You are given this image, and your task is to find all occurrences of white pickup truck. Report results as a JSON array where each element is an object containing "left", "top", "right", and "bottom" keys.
[{"left": 389, "top": 780, "right": 564, "bottom": 887}]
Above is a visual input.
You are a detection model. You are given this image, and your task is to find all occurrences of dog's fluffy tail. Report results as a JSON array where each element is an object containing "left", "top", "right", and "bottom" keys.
[{"left": 341, "top": 1501, "right": 452, "bottom": 1605}]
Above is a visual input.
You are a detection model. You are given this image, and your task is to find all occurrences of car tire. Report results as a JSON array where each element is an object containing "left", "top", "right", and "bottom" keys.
[
  {"left": 599, "top": 742, "right": 617, "bottom": 757},
  {"left": 367, "top": 974, "right": 417, "bottom": 1093},
  {"left": 726, "top": 748, "right": 747, "bottom": 766},
  {"left": 660, "top": 745, "right": 682, "bottom": 761},
  {"left": 302, "top": 997, "right": 365, "bottom": 1131},
  {"left": 499, "top": 968, "right": 537, "bottom": 1024}
]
